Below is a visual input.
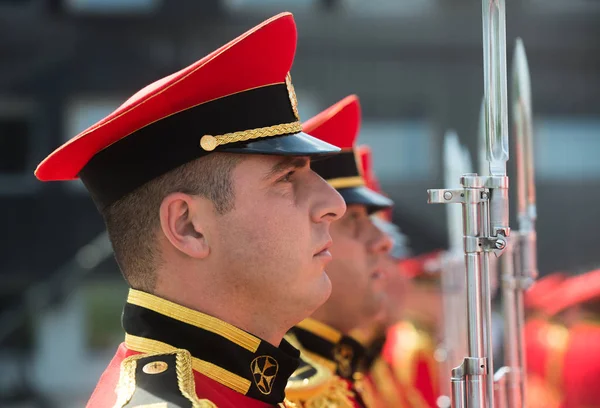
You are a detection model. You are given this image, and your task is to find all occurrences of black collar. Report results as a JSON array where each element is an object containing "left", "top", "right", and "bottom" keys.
[
  {"left": 122, "top": 289, "right": 300, "bottom": 405},
  {"left": 289, "top": 318, "right": 366, "bottom": 380}
]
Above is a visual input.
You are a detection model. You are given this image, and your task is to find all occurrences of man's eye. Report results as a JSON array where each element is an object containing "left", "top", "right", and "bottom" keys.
[{"left": 280, "top": 171, "right": 295, "bottom": 182}]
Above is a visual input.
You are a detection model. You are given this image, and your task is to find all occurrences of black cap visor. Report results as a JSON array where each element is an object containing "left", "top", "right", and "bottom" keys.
[
  {"left": 339, "top": 186, "right": 394, "bottom": 214},
  {"left": 221, "top": 131, "right": 340, "bottom": 157}
]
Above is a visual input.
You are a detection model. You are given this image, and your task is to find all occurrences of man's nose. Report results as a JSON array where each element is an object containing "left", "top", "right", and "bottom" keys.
[{"left": 312, "top": 175, "right": 346, "bottom": 223}]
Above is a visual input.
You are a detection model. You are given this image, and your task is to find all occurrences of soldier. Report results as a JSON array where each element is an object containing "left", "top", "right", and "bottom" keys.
[
  {"left": 284, "top": 95, "right": 394, "bottom": 407},
  {"left": 361, "top": 143, "right": 451, "bottom": 408},
  {"left": 346, "top": 146, "right": 414, "bottom": 408},
  {"left": 349, "top": 145, "right": 445, "bottom": 408},
  {"left": 34, "top": 13, "right": 347, "bottom": 408}
]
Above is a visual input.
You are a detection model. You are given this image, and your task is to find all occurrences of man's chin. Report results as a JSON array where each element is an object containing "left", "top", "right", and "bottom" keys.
[
  {"left": 304, "top": 271, "right": 332, "bottom": 314},
  {"left": 367, "top": 293, "right": 386, "bottom": 317},
  {"left": 318, "top": 271, "right": 333, "bottom": 303}
]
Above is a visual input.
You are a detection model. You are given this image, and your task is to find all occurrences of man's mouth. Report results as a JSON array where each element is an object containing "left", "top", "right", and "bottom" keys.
[{"left": 314, "top": 240, "right": 332, "bottom": 257}]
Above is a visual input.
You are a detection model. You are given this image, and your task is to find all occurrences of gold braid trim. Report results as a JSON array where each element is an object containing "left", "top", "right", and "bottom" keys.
[
  {"left": 286, "top": 73, "right": 300, "bottom": 121},
  {"left": 175, "top": 350, "right": 218, "bottom": 408},
  {"left": 200, "top": 121, "right": 302, "bottom": 151},
  {"left": 287, "top": 376, "right": 355, "bottom": 408},
  {"left": 128, "top": 290, "right": 260, "bottom": 353},
  {"left": 327, "top": 176, "right": 364, "bottom": 190},
  {"left": 112, "top": 349, "right": 217, "bottom": 408},
  {"left": 113, "top": 352, "right": 137, "bottom": 408}
]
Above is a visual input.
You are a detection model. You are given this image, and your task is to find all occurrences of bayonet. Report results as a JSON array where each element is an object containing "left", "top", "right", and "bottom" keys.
[
  {"left": 512, "top": 38, "right": 538, "bottom": 286},
  {"left": 483, "top": 0, "right": 510, "bottom": 178}
]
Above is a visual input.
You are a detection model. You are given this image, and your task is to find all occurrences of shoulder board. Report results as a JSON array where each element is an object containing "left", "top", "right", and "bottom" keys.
[
  {"left": 392, "top": 322, "right": 436, "bottom": 360},
  {"left": 389, "top": 323, "right": 438, "bottom": 391},
  {"left": 284, "top": 334, "right": 355, "bottom": 408},
  {"left": 113, "top": 349, "right": 217, "bottom": 408}
]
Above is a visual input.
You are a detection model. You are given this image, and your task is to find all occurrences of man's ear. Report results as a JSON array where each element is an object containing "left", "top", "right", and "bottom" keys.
[{"left": 159, "top": 193, "right": 210, "bottom": 259}]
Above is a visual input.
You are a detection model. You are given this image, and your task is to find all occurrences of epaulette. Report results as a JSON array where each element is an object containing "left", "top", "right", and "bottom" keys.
[
  {"left": 113, "top": 349, "right": 217, "bottom": 408},
  {"left": 385, "top": 322, "right": 439, "bottom": 408},
  {"left": 284, "top": 334, "right": 355, "bottom": 408},
  {"left": 390, "top": 322, "right": 437, "bottom": 384}
]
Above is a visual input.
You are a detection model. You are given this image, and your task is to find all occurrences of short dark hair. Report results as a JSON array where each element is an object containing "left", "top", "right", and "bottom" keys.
[{"left": 103, "top": 153, "right": 242, "bottom": 292}]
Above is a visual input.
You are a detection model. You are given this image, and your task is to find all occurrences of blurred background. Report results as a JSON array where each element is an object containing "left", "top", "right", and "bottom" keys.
[{"left": 1, "top": 0, "right": 599, "bottom": 406}]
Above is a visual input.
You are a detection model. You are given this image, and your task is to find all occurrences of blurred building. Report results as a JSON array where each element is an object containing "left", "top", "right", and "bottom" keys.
[{"left": 1, "top": 0, "right": 600, "bottom": 406}]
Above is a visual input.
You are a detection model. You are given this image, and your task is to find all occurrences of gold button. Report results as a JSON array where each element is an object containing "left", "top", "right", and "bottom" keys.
[
  {"left": 200, "top": 135, "right": 217, "bottom": 151},
  {"left": 142, "top": 361, "right": 168, "bottom": 375}
]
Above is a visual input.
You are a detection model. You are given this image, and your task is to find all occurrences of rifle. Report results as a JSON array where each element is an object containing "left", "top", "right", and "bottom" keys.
[{"left": 427, "top": 0, "right": 511, "bottom": 406}]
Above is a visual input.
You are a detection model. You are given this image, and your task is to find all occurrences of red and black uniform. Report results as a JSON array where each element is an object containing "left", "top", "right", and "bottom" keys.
[
  {"left": 284, "top": 95, "right": 394, "bottom": 407},
  {"left": 88, "top": 290, "right": 301, "bottom": 407}
]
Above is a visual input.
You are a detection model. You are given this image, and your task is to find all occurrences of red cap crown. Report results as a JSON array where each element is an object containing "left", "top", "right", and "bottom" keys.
[
  {"left": 302, "top": 95, "right": 360, "bottom": 149},
  {"left": 357, "top": 144, "right": 394, "bottom": 221},
  {"left": 357, "top": 145, "right": 379, "bottom": 192},
  {"left": 302, "top": 95, "right": 363, "bottom": 189}
]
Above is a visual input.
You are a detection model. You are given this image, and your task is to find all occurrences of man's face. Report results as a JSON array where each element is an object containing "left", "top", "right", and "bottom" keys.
[
  {"left": 207, "top": 154, "right": 346, "bottom": 325},
  {"left": 324, "top": 204, "right": 392, "bottom": 331}
]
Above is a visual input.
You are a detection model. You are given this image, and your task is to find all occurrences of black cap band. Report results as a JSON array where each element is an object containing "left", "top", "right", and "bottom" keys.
[
  {"left": 310, "top": 151, "right": 361, "bottom": 185},
  {"left": 80, "top": 84, "right": 298, "bottom": 210}
]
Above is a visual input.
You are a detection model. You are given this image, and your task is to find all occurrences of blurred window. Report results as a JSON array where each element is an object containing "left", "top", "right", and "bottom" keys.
[
  {"left": 64, "top": 96, "right": 122, "bottom": 192},
  {"left": 0, "top": 98, "right": 39, "bottom": 194},
  {"left": 358, "top": 120, "right": 433, "bottom": 181},
  {"left": 0, "top": 118, "right": 30, "bottom": 174},
  {"left": 295, "top": 90, "right": 320, "bottom": 123},
  {"left": 344, "top": 0, "right": 435, "bottom": 15},
  {"left": 0, "top": 0, "right": 34, "bottom": 5},
  {"left": 535, "top": 117, "right": 600, "bottom": 180},
  {"left": 224, "top": 0, "right": 315, "bottom": 11},
  {"left": 84, "top": 280, "right": 129, "bottom": 351},
  {"left": 63, "top": 0, "right": 161, "bottom": 14}
]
